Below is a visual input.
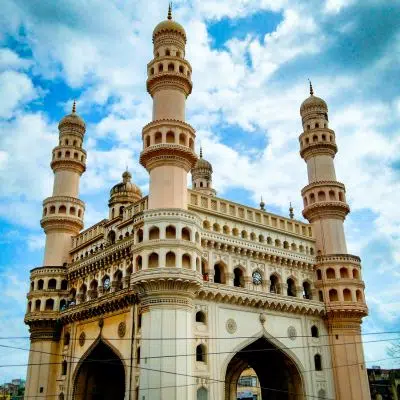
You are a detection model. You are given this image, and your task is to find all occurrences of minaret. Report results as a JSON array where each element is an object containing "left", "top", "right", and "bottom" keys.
[
  {"left": 140, "top": 3, "right": 197, "bottom": 209},
  {"left": 191, "top": 147, "right": 216, "bottom": 196},
  {"left": 299, "top": 83, "right": 370, "bottom": 399},
  {"left": 41, "top": 101, "right": 86, "bottom": 265}
]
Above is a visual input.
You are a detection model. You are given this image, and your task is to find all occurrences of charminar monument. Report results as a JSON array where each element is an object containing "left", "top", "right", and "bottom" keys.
[{"left": 24, "top": 6, "right": 371, "bottom": 400}]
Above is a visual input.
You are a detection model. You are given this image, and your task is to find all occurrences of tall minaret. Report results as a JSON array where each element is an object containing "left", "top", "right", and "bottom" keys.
[
  {"left": 299, "top": 83, "right": 370, "bottom": 399},
  {"left": 140, "top": 3, "right": 197, "bottom": 209},
  {"left": 41, "top": 102, "right": 86, "bottom": 265}
]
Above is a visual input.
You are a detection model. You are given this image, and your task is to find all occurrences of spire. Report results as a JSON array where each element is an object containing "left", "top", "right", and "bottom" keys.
[
  {"left": 289, "top": 202, "right": 294, "bottom": 219},
  {"left": 200, "top": 146, "right": 203, "bottom": 158},
  {"left": 72, "top": 100, "right": 76, "bottom": 113},
  {"left": 308, "top": 79, "right": 314, "bottom": 96},
  {"left": 167, "top": 2, "right": 172, "bottom": 20},
  {"left": 260, "top": 196, "right": 265, "bottom": 211}
]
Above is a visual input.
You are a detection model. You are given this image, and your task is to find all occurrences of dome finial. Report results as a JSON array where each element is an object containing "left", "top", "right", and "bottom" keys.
[
  {"left": 260, "top": 196, "right": 265, "bottom": 211},
  {"left": 200, "top": 146, "right": 203, "bottom": 158},
  {"left": 72, "top": 100, "right": 76, "bottom": 113},
  {"left": 289, "top": 202, "right": 294, "bottom": 219},
  {"left": 308, "top": 79, "right": 314, "bottom": 96},
  {"left": 168, "top": 2, "right": 172, "bottom": 20}
]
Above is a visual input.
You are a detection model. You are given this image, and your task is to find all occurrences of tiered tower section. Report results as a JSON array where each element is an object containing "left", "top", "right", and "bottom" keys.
[
  {"left": 41, "top": 102, "right": 86, "bottom": 266},
  {"left": 140, "top": 5, "right": 197, "bottom": 209},
  {"left": 299, "top": 84, "right": 370, "bottom": 399}
]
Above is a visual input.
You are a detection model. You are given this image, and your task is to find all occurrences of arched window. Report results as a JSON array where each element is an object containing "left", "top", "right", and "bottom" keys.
[
  {"left": 179, "top": 65, "right": 184, "bottom": 73},
  {"left": 353, "top": 269, "right": 359, "bottom": 279},
  {"left": 314, "top": 354, "right": 322, "bottom": 371},
  {"left": 214, "top": 263, "right": 226, "bottom": 284},
  {"left": 146, "top": 135, "right": 151, "bottom": 147},
  {"left": 317, "top": 191, "right": 326, "bottom": 201},
  {"left": 27, "top": 301, "right": 32, "bottom": 313},
  {"left": 326, "top": 268, "right": 335, "bottom": 279},
  {"left": 119, "top": 206, "right": 124, "bottom": 216},
  {"left": 213, "top": 223, "right": 220, "bottom": 232},
  {"left": 196, "top": 311, "right": 206, "bottom": 324},
  {"left": 311, "top": 325, "right": 319, "bottom": 338},
  {"left": 303, "top": 281, "right": 312, "bottom": 299},
  {"left": 69, "top": 206, "right": 76, "bottom": 215},
  {"left": 283, "top": 241, "right": 289, "bottom": 249},
  {"left": 102, "top": 276, "right": 111, "bottom": 292},
  {"left": 59, "top": 205, "right": 67, "bottom": 214},
  {"left": 291, "top": 243, "right": 297, "bottom": 251},
  {"left": 258, "top": 234, "right": 264, "bottom": 243},
  {"left": 233, "top": 267, "right": 245, "bottom": 288},
  {"left": 59, "top": 299, "right": 67, "bottom": 310},
  {"left": 136, "top": 255, "right": 142, "bottom": 271},
  {"left": 315, "top": 123, "right": 319, "bottom": 129},
  {"left": 137, "top": 229, "right": 143, "bottom": 243},
  {"left": 196, "top": 344, "right": 206, "bottom": 362},
  {"left": 148, "top": 252, "right": 159, "bottom": 268},
  {"left": 318, "top": 389, "right": 326, "bottom": 400},
  {"left": 114, "top": 270, "right": 123, "bottom": 291},
  {"left": 338, "top": 192, "right": 344, "bottom": 201},
  {"left": 165, "top": 251, "right": 176, "bottom": 268},
  {"left": 166, "top": 131, "right": 175, "bottom": 143},
  {"left": 340, "top": 267, "right": 349, "bottom": 278},
  {"left": 267, "top": 236, "right": 272, "bottom": 245},
  {"left": 250, "top": 232, "right": 256, "bottom": 241},
  {"left": 179, "top": 133, "right": 186, "bottom": 145},
  {"left": 189, "top": 138, "right": 194, "bottom": 149},
  {"left": 329, "top": 289, "right": 338, "bottom": 302},
  {"left": 356, "top": 290, "right": 363, "bottom": 302},
  {"left": 48, "top": 279, "right": 57, "bottom": 290},
  {"left": 241, "top": 230, "right": 248, "bottom": 239},
  {"left": 182, "top": 253, "right": 191, "bottom": 269},
  {"left": 232, "top": 228, "right": 239, "bottom": 236},
  {"left": 275, "top": 239, "right": 281, "bottom": 247},
  {"left": 182, "top": 227, "right": 191, "bottom": 241},
  {"left": 203, "top": 220, "right": 210, "bottom": 230},
  {"left": 45, "top": 299, "right": 54, "bottom": 311},
  {"left": 35, "top": 299, "right": 41, "bottom": 311},
  {"left": 166, "top": 225, "right": 176, "bottom": 239},
  {"left": 270, "top": 275, "right": 280, "bottom": 294},
  {"left": 329, "top": 190, "right": 336, "bottom": 200},
  {"left": 287, "top": 278, "right": 296, "bottom": 297},
  {"left": 62, "top": 360, "right": 67, "bottom": 375},
  {"left": 149, "top": 226, "right": 160, "bottom": 240},
  {"left": 343, "top": 288, "right": 352, "bottom": 301},
  {"left": 168, "top": 63, "right": 174, "bottom": 71},
  {"left": 30, "top": 281, "right": 34, "bottom": 291},
  {"left": 150, "top": 67, "right": 154, "bottom": 75},
  {"left": 165, "top": 49, "right": 171, "bottom": 56},
  {"left": 316, "top": 269, "right": 322, "bottom": 280},
  {"left": 155, "top": 132, "right": 162, "bottom": 144},
  {"left": 158, "top": 63, "right": 163, "bottom": 72},
  {"left": 38, "top": 279, "right": 44, "bottom": 290},
  {"left": 108, "top": 230, "right": 116, "bottom": 244},
  {"left": 65, "top": 151, "right": 70, "bottom": 158},
  {"left": 318, "top": 290, "right": 324, "bottom": 302}
]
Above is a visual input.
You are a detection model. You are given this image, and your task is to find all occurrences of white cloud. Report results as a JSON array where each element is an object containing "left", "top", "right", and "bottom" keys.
[{"left": 0, "top": 48, "right": 31, "bottom": 71}]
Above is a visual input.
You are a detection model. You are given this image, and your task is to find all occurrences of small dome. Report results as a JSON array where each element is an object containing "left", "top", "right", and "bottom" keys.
[
  {"left": 110, "top": 172, "right": 142, "bottom": 197},
  {"left": 193, "top": 149, "right": 212, "bottom": 172},
  {"left": 300, "top": 82, "right": 327, "bottom": 114},
  {"left": 58, "top": 101, "right": 86, "bottom": 129},
  {"left": 152, "top": 6, "right": 186, "bottom": 41}
]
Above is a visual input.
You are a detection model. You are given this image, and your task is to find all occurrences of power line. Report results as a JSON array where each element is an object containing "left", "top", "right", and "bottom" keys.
[
  {"left": 0, "top": 329, "right": 399, "bottom": 341},
  {"left": 0, "top": 338, "right": 398, "bottom": 367}
]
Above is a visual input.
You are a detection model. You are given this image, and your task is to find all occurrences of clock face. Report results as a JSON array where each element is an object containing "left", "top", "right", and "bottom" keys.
[
  {"left": 103, "top": 278, "right": 111, "bottom": 290},
  {"left": 252, "top": 271, "right": 262, "bottom": 285}
]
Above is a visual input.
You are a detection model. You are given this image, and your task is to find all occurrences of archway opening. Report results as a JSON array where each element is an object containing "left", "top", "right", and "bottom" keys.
[
  {"left": 225, "top": 337, "right": 304, "bottom": 400},
  {"left": 73, "top": 340, "right": 125, "bottom": 400}
]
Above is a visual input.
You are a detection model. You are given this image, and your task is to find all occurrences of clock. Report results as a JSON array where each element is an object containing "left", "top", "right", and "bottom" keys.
[
  {"left": 103, "top": 277, "right": 111, "bottom": 290},
  {"left": 252, "top": 271, "right": 262, "bottom": 285}
]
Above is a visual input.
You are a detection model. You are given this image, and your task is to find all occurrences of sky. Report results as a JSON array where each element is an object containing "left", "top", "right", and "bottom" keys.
[{"left": 0, "top": 0, "right": 399, "bottom": 383}]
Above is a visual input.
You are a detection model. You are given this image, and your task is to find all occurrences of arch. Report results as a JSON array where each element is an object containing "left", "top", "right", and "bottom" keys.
[
  {"left": 338, "top": 192, "right": 344, "bottom": 201},
  {"left": 65, "top": 151, "right": 70, "bottom": 158},
  {"left": 107, "top": 230, "right": 116, "bottom": 244},
  {"left": 232, "top": 228, "right": 239, "bottom": 237},
  {"left": 30, "top": 281, "right": 34, "bottom": 291},
  {"left": 59, "top": 205, "right": 67, "bottom": 214},
  {"left": 150, "top": 67, "right": 154, "bottom": 75},
  {"left": 356, "top": 289, "right": 363, "bottom": 302},
  {"left": 73, "top": 338, "right": 125, "bottom": 400},
  {"left": 35, "top": 299, "right": 41, "bottom": 311},
  {"left": 179, "top": 65, "right": 184, "bottom": 73},
  {"left": 102, "top": 275, "right": 111, "bottom": 292},
  {"left": 258, "top": 234, "right": 264, "bottom": 243},
  {"left": 167, "top": 62, "right": 174, "bottom": 71},
  {"left": 326, "top": 268, "right": 336, "bottom": 279},
  {"left": 233, "top": 266, "right": 245, "bottom": 288},
  {"left": 314, "top": 354, "right": 322, "bottom": 371},
  {"left": 48, "top": 279, "right": 57, "bottom": 290},
  {"left": 59, "top": 299, "right": 67, "bottom": 310},
  {"left": 27, "top": 301, "right": 32, "bottom": 313},
  {"left": 343, "top": 288, "right": 352, "bottom": 301},
  {"left": 269, "top": 274, "right": 280, "bottom": 294},
  {"left": 275, "top": 239, "right": 281, "bottom": 247},
  {"left": 203, "top": 220, "right": 210, "bottom": 230},
  {"left": 310, "top": 193, "right": 315, "bottom": 203},
  {"left": 291, "top": 242, "right": 297, "bottom": 251},
  {"left": 250, "top": 232, "right": 256, "bottom": 241},
  {"left": 179, "top": 133, "right": 186, "bottom": 145},
  {"left": 149, "top": 226, "right": 160, "bottom": 240},
  {"left": 302, "top": 281, "right": 312, "bottom": 299},
  {"left": 62, "top": 360, "right": 68, "bottom": 375},
  {"left": 353, "top": 269, "right": 359, "bottom": 279},
  {"left": 119, "top": 206, "right": 124, "bottom": 216},
  {"left": 318, "top": 290, "right": 324, "bottom": 302},
  {"left": 283, "top": 240, "right": 289, "bottom": 249},
  {"left": 182, "top": 253, "right": 191, "bottom": 269},
  {"left": 318, "top": 389, "right": 326, "bottom": 399},
  {"left": 287, "top": 278, "right": 296, "bottom": 297},
  {"left": 311, "top": 325, "right": 319, "bottom": 338},
  {"left": 316, "top": 269, "right": 322, "bottom": 280},
  {"left": 45, "top": 298, "right": 54, "bottom": 311},
  {"left": 155, "top": 132, "right": 162, "bottom": 144},
  {"left": 70, "top": 206, "right": 76, "bottom": 215},
  {"left": 196, "top": 344, "right": 206, "bottom": 362},
  {"left": 113, "top": 270, "right": 123, "bottom": 290},
  {"left": 197, "top": 387, "right": 208, "bottom": 400},
  {"left": 166, "top": 131, "right": 175, "bottom": 143},
  {"left": 182, "top": 227, "right": 191, "bottom": 241},
  {"left": 135, "top": 255, "right": 142, "bottom": 271},
  {"left": 158, "top": 63, "right": 163, "bottom": 72},
  {"left": 340, "top": 267, "right": 349, "bottom": 278},
  {"left": 329, "top": 190, "right": 336, "bottom": 200},
  {"left": 137, "top": 228, "right": 143, "bottom": 243},
  {"left": 38, "top": 279, "right": 44, "bottom": 290},
  {"left": 267, "top": 236, "right": 272, "bottom": 245},
  {"left": 64, "top": 332, "right": 71, "bottom": 346},
  {"left": 164, "top": 251, "right": 175, "bottom": 268},
  {"left": 214, "top": 262, "right": 226, "bottom": 284},
  {"left": 189, "top": 138, "right": 194, "bottom": 149},
  {"left": 241, "top": 230, "right": 248, "bottom": 239},
  {"left": 196, "top": 311, "right": 206, "bottom": 324},
  {"left": 145, "top": 135, "right": 150, "bottom": 147},
  {"left": 213, "top": 223, "right": 220, "bottom": 232},
  {"left": 317, "top": 191, "right": 326, "bottom": 201},
  {"left": 224, "top": 336, "right": 305, "bottom": 400},
  {"left": 329, "top": 289, "right": 338, "bottom": 301},
  {"left": 165, "top": 225, "right": 176, "bottom": 239},
  {"left": 165, "top": 49, "right": 171, "bottom": 56},
  {"left": 148, "top": 252, "right": 159, "bottom": 268}
]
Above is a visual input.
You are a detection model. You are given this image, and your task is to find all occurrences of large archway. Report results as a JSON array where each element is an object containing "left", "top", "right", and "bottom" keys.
[
  {"left": 225, "top": 337, "right": 304, "bottom": 400},
  {"left": 73, "top": 340, "right": 125, "bottom": 400}
]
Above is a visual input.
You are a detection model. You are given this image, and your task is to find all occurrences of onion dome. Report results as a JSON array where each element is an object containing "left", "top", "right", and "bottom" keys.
[
  {"left": 193, "top": 147, "right": 212, "bottom": 172},
  {"left": 300, "top": 81, "right": 327, "bottom": 114},
  {"left": 153, "top": 4, "right": 186, "bottom": 42},
  {"left": 109, "top": 170, "right": 142, "bottom": 207},
  {"left": 58, "top": 101, "right": 86, "bottom": 129}
]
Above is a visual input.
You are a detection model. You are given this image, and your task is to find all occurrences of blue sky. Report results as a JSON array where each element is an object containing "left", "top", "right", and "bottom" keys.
[{"left": 0, "top": 0, "right": 400, "bottom": 382}]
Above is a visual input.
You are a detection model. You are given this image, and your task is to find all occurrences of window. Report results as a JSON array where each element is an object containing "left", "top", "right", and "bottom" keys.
[
  {"left": 233, "top": 267, "right": 244, "bottom": 288},
  {"left": 314, "top": 354, "right": 322, "bottom": 371},
  {"left": 214, "top": 263, "right": 225, "bottom": 284},
  {"left": 196, "top": 311, "right": 206, "bottom": 323},
  {"left": 108, "top": 230, "right": 116, "bottom": 244},
  {"left": 196, "top": 344, "right": 206, "bottom": 362},
  {"left": 62, "top": 360, "right": 67, "bottom": 375},
  {"left": 270, "top": 275, "right": 279, "bottom": 294},
  {"left": 166, "top": 252, "right": 176, "bottom": 268},
  {"left": 311, "top": 325, "right": 319, "bottom": 338},
  {"left": 340, "top": 267, "right": 349, "bottom": 278},
  {"left": 35, "top": 299, "right": 41, "bottom": 311},
  {"left": 343, "top": 288, "right": 352, "bottom": 301},
  {"left": 182, "top": 227, "right": 191, "bottom": 240},
  {"left": 148, "top": 252, "right": 159, "bottom": 268},
  {"left": 166, "top": 131, "right": 175, "bottom": 143},
  {"left": 326, "top": 268, "right": 335, "bottom": 279},
  {"left": 137, "top": 229, "right": 143, "bottom": 243},
  {"left": 45, "top": 299, "right": 54, "bottom": 311},
  {"left": 329, "top": 289, "right": 338, "bottom": 301},
  {"left": 48, "top": 279, "right": 57, "bottom": 290},
  {"left": 316, "top": 270, "right": 322, "bottom": 280},
  {"left": 136, "top": 255, "right": 142, "bottom": 271},
  {"left": 318, "top": 290, "right": 324, "bottom": 302},
  {"left": 303, "top": 281, "right": 312, "bottom": 299},
  {"left": 287, "top": 278, "right": 296, "bottom": 297},
  {"left": 149, "top": 226, "right": 160, "bottom": 240},
  {"left": 182, "top": 253, "right": 191, "bottom": 269},
  {"left": 102, "top": 276, "right": 110, "bottom": 291}
]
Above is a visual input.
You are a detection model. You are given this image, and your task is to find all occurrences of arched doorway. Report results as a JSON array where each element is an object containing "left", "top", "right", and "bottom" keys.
[
  {"left": 225, "top": 337, "right": 304, "bottom": 400},
  {"left": 73, "top": 340, "right": 125, "bottom": 400}
]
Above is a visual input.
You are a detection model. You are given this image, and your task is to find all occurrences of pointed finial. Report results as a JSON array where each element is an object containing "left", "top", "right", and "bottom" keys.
[
  {"left": 200, "top": 146, "right": 203, "bottom": 158},
  {"left": 260, "top": 196, "right": 265, "bottom": 211},
  {"left": 72, "top": 100, "right": 76, "bottom": 113},
  {"left": 308, "top": 79, "right": 314, "bottom": 96},
  {"left": 168, "top": 3, "right": 172, "bottom": 20},
  {"left": 289, "top": 202, "right": 294, "bottom": 219}
]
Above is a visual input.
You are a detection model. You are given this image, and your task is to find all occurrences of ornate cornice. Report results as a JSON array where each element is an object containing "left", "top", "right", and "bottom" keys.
[
  {"left": 301, "top": 180, "right": 346, "bottom": 195},
  {"left": 27, "top": 319, "right": 61, "bottom": 342},
  {"left": 300, "top": 143, "right": 337, "bottom": 160},
  {"left": 40, "top": 216, "right": 83, "bottom": 233},
  {"left": 50, "top": 158, "right": 86, "bottom": 174},
  {"left": 302, "top": 201, "right": 350, "bottom": 222},
  {"left": 30, "top": 265, "right": 67, "bottom": 275},
  {"left": 316, "top": 253, "right": 361, "bottom": 265},
  {"left": 43, "top": 196, "right": 85, "bottom": 208},
  {"left": 147, "top": 72, "right": 192, "bottom": 97},
  {"left": 142, "top": 118, "right": 195, "bottom": 135}
]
